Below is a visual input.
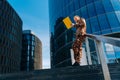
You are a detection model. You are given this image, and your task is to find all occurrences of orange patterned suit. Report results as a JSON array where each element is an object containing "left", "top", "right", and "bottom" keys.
[{"left": 72, "top": 16, "right": 86, "bottom": 64}]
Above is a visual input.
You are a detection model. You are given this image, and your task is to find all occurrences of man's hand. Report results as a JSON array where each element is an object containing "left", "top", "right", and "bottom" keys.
[{"left": 71, "top": 23, "right": 75, "bottom": 27}]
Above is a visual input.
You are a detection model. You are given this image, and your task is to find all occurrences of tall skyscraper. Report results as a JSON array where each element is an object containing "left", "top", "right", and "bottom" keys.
[
  {"left": 49, "top": 0, "right": 120, "bottom": 68},
  {"left": 0, "top": 1, "right": 22, "bottom": 74},
  {"left": 21, "top": 30, "right": 42, "bottom": 71}
]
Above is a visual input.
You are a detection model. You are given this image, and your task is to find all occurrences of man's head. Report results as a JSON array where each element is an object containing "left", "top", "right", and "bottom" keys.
[{"left": 74, "top": 15, "right": 80, "bottom": 23}]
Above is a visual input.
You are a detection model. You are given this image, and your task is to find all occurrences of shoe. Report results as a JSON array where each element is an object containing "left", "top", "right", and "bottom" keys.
[{"left": 73, "top": 62, "right": 80, "bottom": 66}]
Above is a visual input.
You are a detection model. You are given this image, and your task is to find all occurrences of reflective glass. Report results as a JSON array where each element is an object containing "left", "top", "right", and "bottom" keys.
[
  {"left": 115, "top": 51, "right": 120, "bottom": 58},
  {"left": 102, "top": 0, "right": 114, "bottom": 12},
  {"left": 75, "top": 10, "right": 81, "bottom": 17},
  {"left": 111, "top": 0, "right": 120, "bottom": 11},
  {"left": 106, "top": 52, "right": 115, "bottom": 59},
  {"left": 80, "top": 0, "right": 86, "bottom": 8},
  {"left": 86, "top": 20, "right": 92, "bottom": 33},
  {"left": 88, "top": 39, "right": 96, "bottom": 52},
  {"left": 107, "top": 13, "right": 120, "bottom": 29},
  {"left": 86, "top": 0, "right": 93, "bottom": 4},
  {"left": 98, "top": 14, "right": 110, "bottom": 30},
  {"left": 87, "top": 3, "right": 96, "bottom": 17},
  {"left": 90, "top": 17, "right": 100, "bottom": 32},
  {"left": 69, "top": 2, "right": 74, "bottom": 14},
  {"left": 94, "top": 1, "right": 105, "bottom": 15},
  {"left": 81, "top": 7, "right": 88, "bottom": 19},
  {"left": 105, "top": 43, "right": 114, "bottom": 52},
  {"left": 116, "top": 12, "right": 120, "bottom": 22},
  {"left": 114, "top": 46, "right": 120, "bottom": 51},
  {"left": 73, "top": 0, "right": 80, "bottom": 10}
]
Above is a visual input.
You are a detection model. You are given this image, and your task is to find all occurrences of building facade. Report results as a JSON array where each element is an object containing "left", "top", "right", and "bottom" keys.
[
  {"left": 49, "top": 0, "right": 120, "bottom": 68},
  {"left": 21, "top": 30, "right": 42, "bottom": 71},
  {"left": 0, "top": 1, "right": 22, "bottom": 74}
]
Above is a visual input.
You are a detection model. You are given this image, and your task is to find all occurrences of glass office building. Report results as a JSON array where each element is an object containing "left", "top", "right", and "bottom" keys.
[
  {"left": 21, "top": 30, "right": 42, "bottom": 71},
  {"left": 0, "top": 1, "right": 22, "bottom": 74},
  {"left": 49, "top": 0, "right": 120, "bottom": 68}
]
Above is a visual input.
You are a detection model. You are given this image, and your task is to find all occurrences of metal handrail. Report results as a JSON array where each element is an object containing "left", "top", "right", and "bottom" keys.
[
  {"left": 85, "top": 33, "right": 120, "bottom": 80},
  {"left": 86, "top": 34, "right": 120, "bottom": 47}
]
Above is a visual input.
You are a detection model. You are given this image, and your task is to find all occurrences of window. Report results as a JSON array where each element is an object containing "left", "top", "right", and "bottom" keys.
[
  {"left": 86, "top": 20, "right": 92, "bottom": 33},
  {"left": 102, "top": 0, "right": 114, "bottom": 12},
  {"left": 116, "top": 12, "right": 120, "bottom": 22},
  {"left": 26, "top": 35, "right": 31, "bottom": 40},
  {"left": 114, "top": 46, "right": 120, "bottom": 52},
  {"left": 95, "top": 1, "right": 105, "bottom": 15},
  {"left": 75, "top": 10, "right": 81, "bottom": 17},
  {"left": 105, "top": 43, "right": 114, "bottom": 52},
  {"left": 106, "top": 52, "right": 115, "bottom": 59},
  {"left": 69, "top": 1, "right": 74, "bottom": 14},
  {"left": 86, "top": 0, "right": 93, "bottom": 4},
  {"left": 111, "top": 0, "right": 120, "bottom": 11},
  {"left": 27, "top": 46, "right": 30, "bottom": 50},
  {"left": 80, "top": 0, "right": 86, "bottom": 8},
  {"left": 81, "top": 6, "right": 88, "bottom": 19},
  {"left": 98, "top": 14, "right": 110, "bottom": 30},
  {"left": 90, "top": 17, "right": 100, "bottom": 32},
  {"left": 31, "top": 51, "right": 34, "bottom": 57},
  {"left": 73, "top": 0, "right": 80, "bottom": 10},
  {"left": 32, "top": 36, "right": 35, "bottom": 41},
  {"left": 27, "top": 56, "right": 29, "bottom": 61},
  {"left": 107, "top": 13, "right": 120, "bottom": 29},
  {"left": 32, "top": 46, "right": 35, "bottom": 51},
  {"left": 88, "top": 39, "right": 96, "bottom": 52},
  {"left": 114, "top": 51, "right": 120, "bottom": 58},
  {"left": 87, "top": 3, "right": 96, "bottom": 17}
]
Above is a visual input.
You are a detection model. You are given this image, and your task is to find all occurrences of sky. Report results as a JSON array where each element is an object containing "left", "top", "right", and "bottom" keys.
[{"left": 7, "top": 0, "right": 50, "bottom": 69}]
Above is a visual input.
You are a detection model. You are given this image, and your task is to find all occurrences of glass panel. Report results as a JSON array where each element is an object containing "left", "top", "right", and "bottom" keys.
[
  {"left": 86, "top": 20, "right": 92, "bottom": 33},
  {"left": 86, "top": 0, "right": 93, "bottom": 4},
  {"left": 107, "top": 12, "right": 120, "bottom": 29},
  {"left": 105, "top": 43, "right": 114, "bottom": 52},
  {"left": 98, "top": 14, "right": 110, "bottom": 30},
  {"left": 26, "top": 35, "right": 31, "bottom": 40},
  {"left": 31, "top": 51, "right": 34, "bottom": 57},
  {"left": 32, "top": 36, "right": 35, "bottom": 41},
  {"left": 27, "top": 56, "right": 29, "bottom": 61},
  {"left": 111, "top": 0, "right": 120, "bottom": 11},
  {"left": 69, "top": 2, "right": 74, "bottom": 14},
  {"left": 75, "top": 10, "right": 81, "bottom": 17},
  {"left": 90, "top": 17, "right": 100, "bottom": 32},
  {"left": 114, "top": 46, "right": 120, "bottom": 51},
  {"left": 87, "top": 3, "right": 96, "bottom": 17},
  {"left": 80, "top": 0, "right": 86, "bottom": 8},
  {"left": 81, "top": 6, "right": 88, "bottom": 19},
  {"left": 115, "top": 51, "right": 120, "bottom": 58},
  {"left": 116, "top": 12, "right": 120, "bottom": 22},
  {"left": 73, "top": 0, "right": 80, "bottom": 10},
  {"left": 102, "top": 0, "right": 114, "bottom": 12},
  {"left": 106, "top": 52, "right": 115, "bottom": 59},
  {"left": 94, "top": 1, "right": 105, "bottom": 15}
]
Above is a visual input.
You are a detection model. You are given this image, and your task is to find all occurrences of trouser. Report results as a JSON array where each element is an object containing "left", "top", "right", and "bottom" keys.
[{"left": 72, "top": 35, "right": 86, "bottom": 63}]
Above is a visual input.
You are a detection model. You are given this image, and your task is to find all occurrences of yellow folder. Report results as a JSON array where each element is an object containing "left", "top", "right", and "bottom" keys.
[{"left": 63, "top": 17, "right": 72, "bottom": 29}]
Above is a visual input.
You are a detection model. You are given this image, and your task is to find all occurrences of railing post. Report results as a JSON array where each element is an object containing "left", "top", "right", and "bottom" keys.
[
  {"left": 85, "top": 37, "right": 92, "bottom": 65},
  {"left": 70, "top": 49, "right": 75, "bottom": 65},
  {"left": 95, "top": 40, "right": 111, "bottom": 80}
]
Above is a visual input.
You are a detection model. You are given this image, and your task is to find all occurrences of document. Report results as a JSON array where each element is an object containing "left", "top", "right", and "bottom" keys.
[{"left": 63, "top": 17, "right": 72, "bottom": 29}]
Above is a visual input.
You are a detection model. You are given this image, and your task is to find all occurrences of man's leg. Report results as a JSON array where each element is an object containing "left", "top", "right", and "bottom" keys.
[{"left": 72, "top": 40, "right": 80, "bottom": 65}]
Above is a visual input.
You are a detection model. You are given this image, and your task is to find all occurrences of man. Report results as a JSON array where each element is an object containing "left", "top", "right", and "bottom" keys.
[{"left": 72, "top": 15, "right": 86, "bottom": 66}]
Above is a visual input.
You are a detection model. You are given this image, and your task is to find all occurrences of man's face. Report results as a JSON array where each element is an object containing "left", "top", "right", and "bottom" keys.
[{"left": 74, "top": 16, "right": 80, "bottom": 23}]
